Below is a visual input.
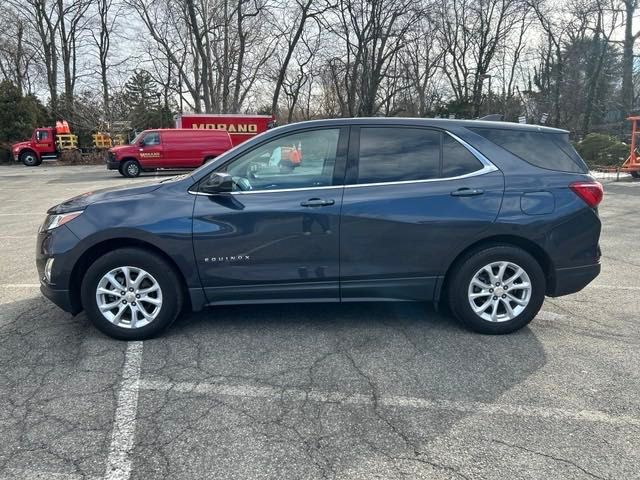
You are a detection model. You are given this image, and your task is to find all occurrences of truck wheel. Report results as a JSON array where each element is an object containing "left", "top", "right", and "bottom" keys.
[
  {"left": 631, "top": 171, "right": 640, "bottom": 179},
  {"left": 122, "top": 160, "right": 141, "bottom": 178},
  {"left": 20, "top": 150, "right": 40, "bottom": 167}
]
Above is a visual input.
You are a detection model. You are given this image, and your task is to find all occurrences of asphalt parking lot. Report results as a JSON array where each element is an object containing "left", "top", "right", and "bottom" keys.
[{"left": 0, "top": 164, "right": 638, "bottom": 480}]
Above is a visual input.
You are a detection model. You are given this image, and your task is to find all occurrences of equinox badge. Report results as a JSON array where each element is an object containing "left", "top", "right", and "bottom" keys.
[{"left": 204, "top": 255, "right": 251, "bottom": 263}]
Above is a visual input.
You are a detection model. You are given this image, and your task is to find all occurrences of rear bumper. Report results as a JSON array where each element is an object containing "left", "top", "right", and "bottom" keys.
[{"left": 547, "top": 263, "right": 601, "bottom": 297}]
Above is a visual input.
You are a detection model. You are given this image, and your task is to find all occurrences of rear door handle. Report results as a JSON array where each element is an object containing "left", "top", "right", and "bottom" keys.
[
  {"left": 300, "top": 198, "right": 335, "bottom": 207},
  {"left": 451, "top": 188, "right": 484, "bottom": 197}
]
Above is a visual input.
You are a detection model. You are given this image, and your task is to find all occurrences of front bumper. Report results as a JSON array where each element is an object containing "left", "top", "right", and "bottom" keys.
[
  {"left": 106, "top": 152, "right": 120, "bottom": 170},
  {"left": 40, "top": 282, "right": 78, "bottom": 314},
  {"left": 106, "top": 158, "right": 120, "bottom": 170},
  {"left": 547, "top": 263, "right": 601, "bottom": 297},
  {"left": 36, "top": 224, "right": 82, "bottom": 314}
]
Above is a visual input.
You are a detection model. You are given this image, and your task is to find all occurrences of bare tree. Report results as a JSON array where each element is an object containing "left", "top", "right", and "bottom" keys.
[
  {"left": 0, "top": 7, "right": 36, "bottom": 94},
  {"left": 8, "top": 0, "right": 60, "bottom": 113},
  {"left": 401, "top": 11, "right": 445, "bottom": 116},
  {"left": 621, "top": 0, "right": 638, "bottom": 116},
  {"left": 324, "top": 0, "right": 423, "bottom": 116},
  {"left": 88, "top": 0, "right": 123, "bottom": 124},
  {"left": 57, "top": 0, "right": 91, "bottom": 114},
  {"left": 269, "top": 0, "right": 334, "bottom": 117},
  {"left": 437, "top": 0, "right": 526, "bottom": 117}
]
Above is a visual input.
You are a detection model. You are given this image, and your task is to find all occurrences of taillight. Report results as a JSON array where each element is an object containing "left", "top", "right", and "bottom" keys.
[{"left": 569, "top": 181, "right": 603, "bottom": 208}]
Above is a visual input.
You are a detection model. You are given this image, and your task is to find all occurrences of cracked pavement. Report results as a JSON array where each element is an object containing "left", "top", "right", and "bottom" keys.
[{"left": 0, "top": 164, "right": 638, "bottom": 479}]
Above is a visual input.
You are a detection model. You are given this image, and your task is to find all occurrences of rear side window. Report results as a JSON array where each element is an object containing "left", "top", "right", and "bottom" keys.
[
  {"left": 357, "top": 127, "right": 440, "bottom": 183},
  {"left": 469, "top": 128, "right": 587, "bottom": 173},
  {"left": 442, "top": 134, "right": 483, "bottom": 177}
]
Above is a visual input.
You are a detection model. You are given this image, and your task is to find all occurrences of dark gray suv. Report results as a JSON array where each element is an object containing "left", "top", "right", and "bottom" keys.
[{"left": 36, "top": 118, "right": 602, "bottom": 340}]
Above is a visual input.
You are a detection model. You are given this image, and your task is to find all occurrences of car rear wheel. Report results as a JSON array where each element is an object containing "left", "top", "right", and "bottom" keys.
[
  {"left": 122, "top": 159, "right": 141, "bottom": 177},
  {"left": 20, "top": 150, "right": 40, "bottom": 167},
  {"left": 447, "top": 245, "right": 545, "bottom": 334},
  {"left": 81, "top": 248, "right": 183, "bottom": 340}
]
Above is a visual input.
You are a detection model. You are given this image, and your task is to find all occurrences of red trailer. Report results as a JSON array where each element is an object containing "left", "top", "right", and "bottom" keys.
[{"left": 174, "top": 113, "right": 276, "bottom": 147}]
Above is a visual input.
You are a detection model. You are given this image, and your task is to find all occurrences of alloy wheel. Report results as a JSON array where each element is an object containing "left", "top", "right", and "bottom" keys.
[
  {"left": 95, "top": 266, "right": 163, "bottom": 329},
  {"left": 467, "top": 261, "right": 532, "bottom": 322}
]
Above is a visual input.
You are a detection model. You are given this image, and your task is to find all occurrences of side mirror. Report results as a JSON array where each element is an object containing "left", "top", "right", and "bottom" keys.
[
  {"left": 138, "top": 139, "right": 145, "bottom": 147},
  {"left": 200, "top": 172, "right": 233, "bottom": 194}
]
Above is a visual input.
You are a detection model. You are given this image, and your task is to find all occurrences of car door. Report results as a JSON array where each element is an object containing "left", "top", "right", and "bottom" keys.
[
  {"left": 192, "top": 127, "right": 348, "bottom": 303},
  {"left": 339, "top": 126, "right": 504, "bottom": 302},
  {"left": 138, "top": 131, "right": 163, "bottom": 167}
]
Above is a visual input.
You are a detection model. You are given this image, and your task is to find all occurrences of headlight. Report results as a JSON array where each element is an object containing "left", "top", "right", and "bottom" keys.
[
  {"left": 41, "top": 211, "right": 83, "bottom": 231},
  {"left": 44, "top": 258, "right": 54, "bottom": 283}
]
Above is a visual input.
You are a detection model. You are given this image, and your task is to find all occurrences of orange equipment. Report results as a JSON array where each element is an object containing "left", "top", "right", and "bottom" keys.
[
  {"left": 622, "top": 116, "right": 640, "bottom": 177},
  {"left": 55, "top": 120, "right": 71, "bottom": 134}
]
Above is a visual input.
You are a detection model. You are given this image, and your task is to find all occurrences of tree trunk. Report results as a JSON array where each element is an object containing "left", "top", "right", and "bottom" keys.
[{"left": 622, "top": 0, "right": 635, "bottom": 117}]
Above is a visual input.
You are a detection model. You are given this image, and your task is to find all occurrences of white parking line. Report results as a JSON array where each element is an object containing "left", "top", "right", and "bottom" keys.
[
  {"left": 104, "top": 341, "right": 143, "bottom": 480},
  {"left": 0, "top": 213, "right": 43, "bottom": 216},
  {"left": 0, "top": 469, "right": 102, "bottom": 480},
  {"left": 138, "top": 378, "right": 640, "bottom": 427},
  {"left": 589, "top": 284, "right": 640, "bottom": 291}
]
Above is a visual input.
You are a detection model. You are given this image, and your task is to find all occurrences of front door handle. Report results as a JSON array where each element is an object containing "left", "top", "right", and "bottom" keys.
[
  {"left": 300, "top": 198, "right": 335, "bottom": 207},
  {"left": 451, "top": 188, "right": 484, "bottom": 197}
]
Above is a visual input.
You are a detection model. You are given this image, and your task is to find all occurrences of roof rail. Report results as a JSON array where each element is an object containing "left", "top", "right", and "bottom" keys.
[{"left": 478, "top": 114, "right": 504, "bottom": 121}]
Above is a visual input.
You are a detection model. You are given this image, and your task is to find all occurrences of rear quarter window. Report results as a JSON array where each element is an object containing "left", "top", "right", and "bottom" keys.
[{"left": 469, "top": 127, "right": 588, "bottom": 174}]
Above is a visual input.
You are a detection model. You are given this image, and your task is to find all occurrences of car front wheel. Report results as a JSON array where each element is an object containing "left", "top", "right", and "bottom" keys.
[
  {"left": 81, "top": 248, "right": 183, "bottom": 340},
  {"left": 122, "top": 160, "right": 141, "bottom": 177},
  {"left": 447, "top": 245, "right": 545, "bottom": 334}
]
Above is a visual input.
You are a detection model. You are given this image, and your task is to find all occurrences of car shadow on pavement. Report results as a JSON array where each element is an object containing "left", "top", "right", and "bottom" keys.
[
  {"left": 162, "top": 301, "right": 546, "bottom": 403},
  {"left": 132, "top": 302, "right": 547, "bottom": 478},
  {"left": 1, "top": 297, "right": 547, "bottom": 479}
]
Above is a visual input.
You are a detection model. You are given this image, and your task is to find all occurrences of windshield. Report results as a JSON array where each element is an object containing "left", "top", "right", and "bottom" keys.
[{"left": 130, "top": 132, "right": 144, "bottom": 145}]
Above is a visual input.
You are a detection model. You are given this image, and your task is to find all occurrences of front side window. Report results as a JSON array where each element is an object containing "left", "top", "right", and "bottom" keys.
[
  {"left": 217, "top": 128, "right": 340, "bottom": 191},
  {"left": 142, "top": 132, "right": 160, "bottom": 146},
  {"left": 36, "top": 130, "right": 49, "bottom": 141},
  {"left": 357, "top": 128, "right": 440, "bottom": 184}
]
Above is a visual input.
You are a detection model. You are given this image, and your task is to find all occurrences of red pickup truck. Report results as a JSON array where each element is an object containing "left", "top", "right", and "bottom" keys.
[{"left": 107, "top": 128, "right": 232, "bottom": 177}]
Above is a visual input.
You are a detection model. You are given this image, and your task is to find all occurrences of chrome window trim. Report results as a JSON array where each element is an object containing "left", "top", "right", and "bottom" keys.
[
  {"left": 343, "top": 164, "right": 497, "bottom": 189},
  {"left": 188, "top": 129, "right": 499, "bottom": 196},
  {"left": 188, "top": 185, "right": 344, "bottom": 196}
]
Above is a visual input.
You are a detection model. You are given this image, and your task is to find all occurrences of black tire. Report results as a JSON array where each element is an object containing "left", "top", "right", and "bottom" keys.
[
  {"left": 447, "top": 244, "right": 545, "bottom": 334},
  {"left": 122, "top": 159, "right": 141, "bottom": 178},
  {"left": 81, "top": 248, "right": 183, "bottom": 340},
  {"left": 20, "top": 150, "right": 40, "bottom": 167},
  {"left": 631, "top": 171, "right": 640, "bottom": 179}
]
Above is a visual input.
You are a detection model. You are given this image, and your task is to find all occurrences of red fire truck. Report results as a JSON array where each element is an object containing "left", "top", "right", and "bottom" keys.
[{"left": 174, "top": 113, "right": 276, "bottom": 146}]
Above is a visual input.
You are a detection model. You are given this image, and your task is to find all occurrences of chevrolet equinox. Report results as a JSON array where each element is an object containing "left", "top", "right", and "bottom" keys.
[{"left": 37, "top": 118, "right": 603, "bottom": 340}]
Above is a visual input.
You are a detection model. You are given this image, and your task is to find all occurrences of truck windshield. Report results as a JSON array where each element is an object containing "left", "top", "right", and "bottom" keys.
[{"left": 130, "top": 132, "right": 144, "bottom": 145}]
